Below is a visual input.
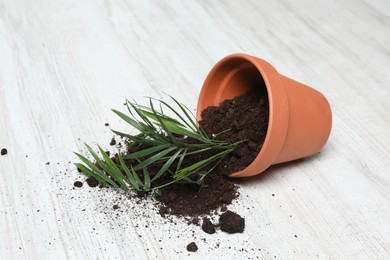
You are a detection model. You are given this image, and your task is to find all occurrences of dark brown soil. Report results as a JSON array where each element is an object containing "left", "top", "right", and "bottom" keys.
[
  {"left": 156, "top": 90, "right": 268, "bottom": 218},
  {"left": 86, "top": 176, "right": 99, "bottom": 187},
  {"left": 110, "top": 137, "right": 116, "bottom": 146},
  {"left": 186, "top": 242, "right": 198, "bottom": 252},
  {"left": 199, "top": 89, "right": 269, "bottom": 175},
  {"left": 219, "top": 210, "right": 245, "bottom": 234},
  {"left": 202, "top": 217, "right": 216, "bottom": 234},
  {"left": 1, "top": 148, "right": 7, "bottom": 155},
  {"left": 73, "top": 181, "right": 83, "bottom": 188},
  {"left": 156, "top": 172, "right": 238, "bottom": 216}
]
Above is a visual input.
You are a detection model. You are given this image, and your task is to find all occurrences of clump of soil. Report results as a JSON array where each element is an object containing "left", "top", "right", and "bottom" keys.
[
  {"left": 186, "top": 242, "right": 198, "bottom": 252},
  {"left": 202, "top": 217, "right": 216, "bottom": 234},
  {"left": 86, "top": 176, "right": 99, "bottom": 187},
  {"left": 219, "top": 210, "right": 245, "bottom": 234},
  {"left": 73, "top": 181, "right": 83, "bottom": 188},
  {"left": 110, "top": 137, "right": 116, "bottom": 146},
  {"left": 1, "top": 148, "right": 7, "bottom": 155}
]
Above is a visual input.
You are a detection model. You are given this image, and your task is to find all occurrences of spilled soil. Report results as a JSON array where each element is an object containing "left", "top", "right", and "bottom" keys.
[
  {"left": 157, "top": 89, "right": 269, "bottom": 218},
  {"left": 75, "top": 89, "right": 269, "bottom": 237}
]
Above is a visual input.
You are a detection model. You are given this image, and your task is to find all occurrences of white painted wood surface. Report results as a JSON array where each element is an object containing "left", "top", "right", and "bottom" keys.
[{"left": 1, "top": 0, "right": 389, "bottom": 259}]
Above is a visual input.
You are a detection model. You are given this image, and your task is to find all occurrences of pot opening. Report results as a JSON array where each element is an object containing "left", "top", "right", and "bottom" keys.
[
  {"left": 198, "top": 56, "right": 270, "bottom": 177},
  {"left": 212, "top": 58, "right": 268, "bottom": 107}
]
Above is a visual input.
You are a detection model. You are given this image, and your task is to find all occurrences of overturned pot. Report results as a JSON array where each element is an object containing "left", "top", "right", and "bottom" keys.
[{"left": 196, "top": 53, "right": 332, "bottom": 177}]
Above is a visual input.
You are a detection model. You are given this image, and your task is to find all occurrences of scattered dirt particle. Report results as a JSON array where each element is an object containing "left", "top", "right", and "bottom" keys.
[
  {"left": 1, "top": 148, "right": 7, "bottom": 155},
  {"left": 86, "top": 176, "right": 99, "bottom": 187},
  {"left": 219, "top": 210, "right": 245, "bottom": 234},
  {"left": 110, "top": 137, "right": 116, "bottom": 146},
  {"left": 105, "top": 123, "right": 109, "bottom": 126},
  {"left": 73, "top": 181, "right": 83, "bottom": 188},
  {"left": 186, "top": 242, "right": 198, "bottom": 252},
  {"left": 113, "top": 205, "right": 119, "bottom": 210},
  {"left": 191, "top": 217, "right": 199, "bottom": 225}
]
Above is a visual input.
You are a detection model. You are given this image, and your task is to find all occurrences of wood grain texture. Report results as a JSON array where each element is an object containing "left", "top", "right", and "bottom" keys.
[{"left": 1, "top": 0, "right": 389, "bottom": 259}]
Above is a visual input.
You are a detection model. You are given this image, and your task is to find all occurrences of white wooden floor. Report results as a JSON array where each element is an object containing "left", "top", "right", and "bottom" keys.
[{"left": 1, "top": 0, "right": 390, "bottom": 259}]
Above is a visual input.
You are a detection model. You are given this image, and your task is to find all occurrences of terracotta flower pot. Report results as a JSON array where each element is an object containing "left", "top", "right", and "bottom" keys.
[{"left": 196, "top": 53, "right": 332, "bottom": 177}]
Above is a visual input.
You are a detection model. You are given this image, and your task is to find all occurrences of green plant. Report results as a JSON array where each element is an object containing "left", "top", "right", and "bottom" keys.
[{"left": 74, "top": 96, "right": 243, "bottom": 194}]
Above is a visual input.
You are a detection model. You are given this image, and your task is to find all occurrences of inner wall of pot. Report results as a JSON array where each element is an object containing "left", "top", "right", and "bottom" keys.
[{"left": 214, "top": 61, "right": 267, "bottom": 104}]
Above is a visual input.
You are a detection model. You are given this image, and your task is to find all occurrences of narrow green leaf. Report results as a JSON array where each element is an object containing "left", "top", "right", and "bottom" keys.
[
  {"left": 118, "top": 152, "right": 140, "bottom": 191},
  {"left": 74, "top": 152, "right": 118, "bottom": 187},
  {"left": 112, "top": 130, "right": 163, "bottom": 146},
  {"left": 169, "top": 95, "right": 197, "bottom": 129},
  {"left": 152, "top": 149, "right": 182, "bottom": 182},
  {"left": 175, "top": 148, "right": 187, "bottom": 173},
  {"left": 124, "top": 100, "right": 167, "bottom": 140},
  {"left": 113, "top": 108, "right": 166, "bottom": 143},
  {"left": 156, "top": 98, "right": 197, "bottom": 132},
  {"left": 137, "top": 105, "right": 184, "bottom": 127},
  {"left": 128, "top": 101, "right": 157, "bottom": 131},
  {"left": 98, "top": 146, "right": 128, "bottom": 189},
  {"left": 74, "top": 163, "right": 109, "bottom": 186},
  {"left": 152, "top": 170, "right": 194, "bottom": 191},
  {"left": 159, "top": 121, "right": 202, "bottom": 140},
  {"left": 174, "top": 149, "right": 232, "bottom": 180},
  {"left": 143, "top": 167, "right": 151, "bottom": 191},
  {"left": 157, "top": 146, "right": 224, "bottom": 162},
  {"left": 112, "top": 109, "right": 144, "bottom": 132},
  {"left": 133, "top": 146, "right": 176, "bottom": 171},
  {"left": 125, "top": 144, "right": 170, "bottom": 159},
  {"left": 197, "top": 155, "right": 225, "bottom": 185},
  {"left": 149, "top": 98, "right": 177, "bottom": 142},
  {"left": 154, "top": 188, "right": 162, "bottom": 196},
  {"left": 130, "top": 165, "right": 144, "bottom": 189},
  {"left": 84, "top": 144, "right": 125, "bottom": 188}
]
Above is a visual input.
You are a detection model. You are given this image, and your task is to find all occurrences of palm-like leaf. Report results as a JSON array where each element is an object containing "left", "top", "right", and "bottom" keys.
[{"left": 74, "top": 96, "right": 243, "bottom": 193}]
